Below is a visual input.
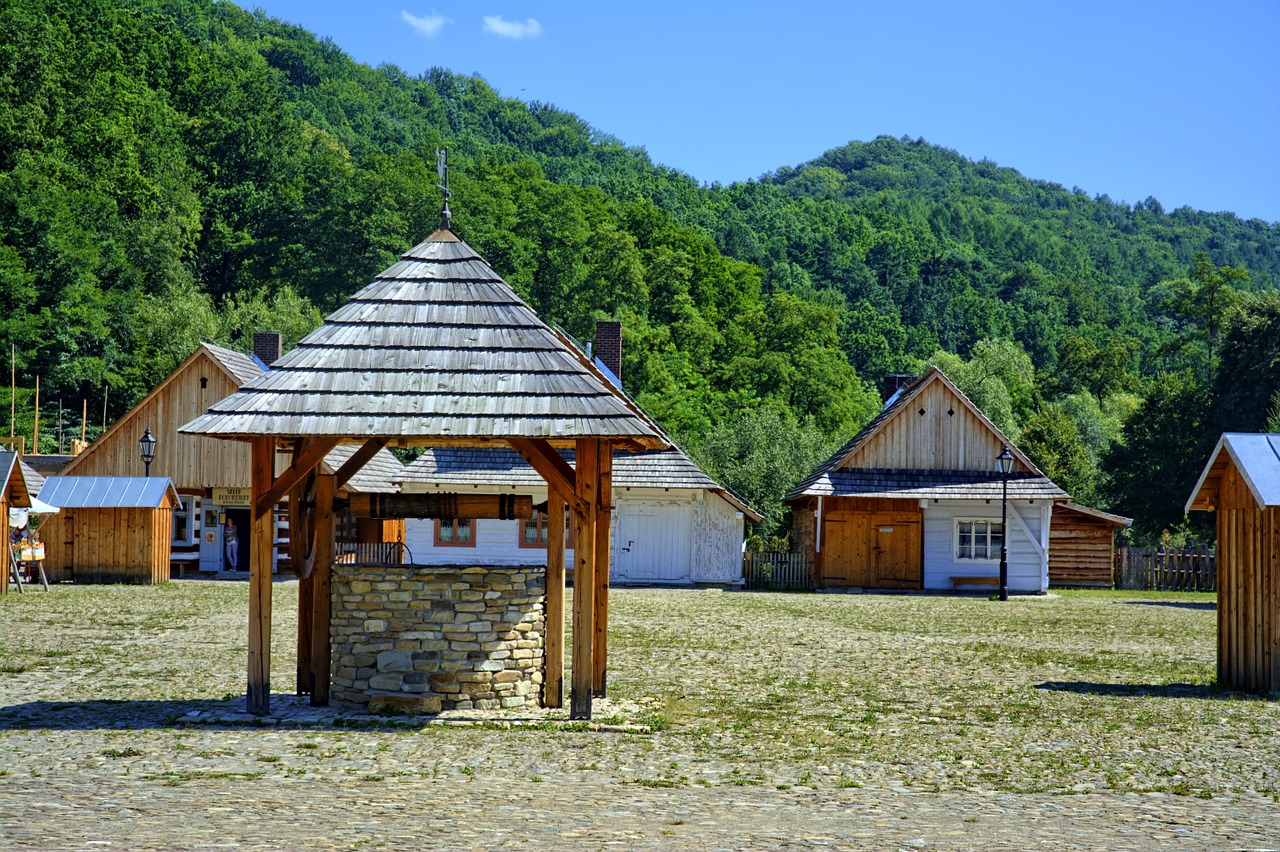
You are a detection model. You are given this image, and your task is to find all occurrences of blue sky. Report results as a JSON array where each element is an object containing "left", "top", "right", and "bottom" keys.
[{"left": 236, "top": 1, "right": 1280, "bottom": 223}]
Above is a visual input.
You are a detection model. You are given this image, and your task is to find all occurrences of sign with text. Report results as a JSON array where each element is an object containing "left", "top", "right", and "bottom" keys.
[{"left": 211, "top": 487, "right": 251, "bottom": 507}]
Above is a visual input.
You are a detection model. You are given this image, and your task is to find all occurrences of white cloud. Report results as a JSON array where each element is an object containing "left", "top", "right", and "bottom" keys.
[
  {"left": 482, "top": 15, "right": 543, "bottom": 39},
  {"left": 401, "top": 11, "right": 450, "bottom": 38}
]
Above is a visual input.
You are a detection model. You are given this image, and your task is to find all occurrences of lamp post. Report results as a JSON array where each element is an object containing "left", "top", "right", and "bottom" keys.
[
  {"left": 139, "top": 427, "right": 156, "bottom": 477},
  {"left": 996, "top": 445, "right": 1014, "bottom": 601}
]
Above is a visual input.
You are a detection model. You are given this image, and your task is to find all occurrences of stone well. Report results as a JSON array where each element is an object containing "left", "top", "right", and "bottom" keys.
[{"left": 330, "top": 564, "right": 545, "bottom": 714}]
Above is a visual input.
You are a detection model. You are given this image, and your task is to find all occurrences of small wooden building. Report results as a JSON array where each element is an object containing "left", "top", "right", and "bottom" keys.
[
  {"left": 1, "top": 450, "right": 35, "bottom": 594},
  {"left": 786, "top": 368, "right": 1068, "bottom": 592},
  {"left": 1186, "top": 433, "right": 1280, "bottom": 692},
  {"left": 1048, "top": 502, "right": 1133, "bottom": 588},
  {"left": 38, "top": 476, "right": 180, "bottom": 584}
]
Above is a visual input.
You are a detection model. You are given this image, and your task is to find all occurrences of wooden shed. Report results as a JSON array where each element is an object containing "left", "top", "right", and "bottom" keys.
[
  {"left": 38, "top": 476, "right": 180, "bottom": 584},
  {"left": 1186, "top": 433, "right": 1280, "bottom": 692},
  {"left": 1, "top": 450, "right": 35, "bottom": 594},
  {"left": 1048, "top": 502, "right": 1133, "bottom": 588}
]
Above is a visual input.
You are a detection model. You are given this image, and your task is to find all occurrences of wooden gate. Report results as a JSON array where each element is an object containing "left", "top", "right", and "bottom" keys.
[{"left": 821, "top": 510, "right": 922, "bottom": 589}]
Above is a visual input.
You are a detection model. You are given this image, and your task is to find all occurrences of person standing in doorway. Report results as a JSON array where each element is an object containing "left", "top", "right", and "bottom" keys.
[{"left": 225, "top": 516, "right": 239, "bottom": 571}]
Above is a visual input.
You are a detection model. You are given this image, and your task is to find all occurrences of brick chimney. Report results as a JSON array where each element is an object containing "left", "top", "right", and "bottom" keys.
[
  {"left": 881, "top": 374, "right": 915, "bottom": 404},
  {"left": 594, "top": 320, "right": 622, "bottom": 389},
  {"left": 253, "top": 331, "right": 284, "bottom": 366}
]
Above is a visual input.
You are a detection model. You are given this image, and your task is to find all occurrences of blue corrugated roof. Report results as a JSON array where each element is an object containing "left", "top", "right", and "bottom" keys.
[
  {"left": 38, "top": 476, "right": 179, "bottom": 509},
  {"left": 1186, "top": 433, "right": 1280, "bottom": 512}
]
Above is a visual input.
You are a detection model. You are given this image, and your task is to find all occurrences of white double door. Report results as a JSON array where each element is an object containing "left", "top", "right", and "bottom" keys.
[{"left": 614, "top": 504, "right": 691, "bottom": 583}]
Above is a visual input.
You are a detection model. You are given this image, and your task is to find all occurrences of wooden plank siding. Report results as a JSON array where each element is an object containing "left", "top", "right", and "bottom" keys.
[
  {"left": 839, "top": 381, "right": 1007, "bottom": 473},
  {"left": 1216, "top": 460, "right": 1280, "bottom": 692},
  {"left": 41, "top": 506, "right": 173, "bottom": 584},
  {"left": 62, "top": 350, "right": 251, "bottom": 488},
  {"left": 1048, "top": 511, "right": 1117, "bottom": 587}
]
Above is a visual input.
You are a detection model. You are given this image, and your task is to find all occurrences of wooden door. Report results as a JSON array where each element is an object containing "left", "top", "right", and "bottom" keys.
[
  {"left": 871, "top": 513, "right": 922, "bottom": 589},
  {"left": 821, "top": 511, "right": 874, "bottom": 587}
]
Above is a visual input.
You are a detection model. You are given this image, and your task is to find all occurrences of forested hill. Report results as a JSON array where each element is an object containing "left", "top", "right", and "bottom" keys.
[{"left": 2, "top": 0, "right": 1278, "bottom": 541}]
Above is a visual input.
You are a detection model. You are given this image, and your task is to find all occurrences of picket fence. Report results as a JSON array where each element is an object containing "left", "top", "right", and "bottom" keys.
[
  {"left": 743, "top": 551, "right": 814, "bottom": 591},
  {"left": 1115, "top": 545, "right": 1216, "bottom": 592}
]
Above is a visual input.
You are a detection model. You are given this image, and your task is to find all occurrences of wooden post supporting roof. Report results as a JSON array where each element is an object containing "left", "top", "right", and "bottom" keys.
[
  {"left": 310, "top": 473, "right": 336, "bottom": 706},
  {"left": 593, "top": 446, "right": 613, "bottom": 696},
  {"left": 544, "top": 495, "right": 566, "bottom": 708},
  {"left": 570, "top": 438, "right": 599, "bottom": 720},
  {"left": 296, "top": 573, "right": 313, "bottom": 695},
  {"left": 248, "top": 436, "right": 275, "bottom": 714}
]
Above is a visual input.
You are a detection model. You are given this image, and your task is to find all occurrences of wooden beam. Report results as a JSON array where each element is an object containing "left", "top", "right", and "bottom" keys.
[
  {"left": 544, "top": 495, "right": 566, "bottom": 708},
  {"left": 509, "top": 438, "right": 588, "bottom": 517},
  {"left": 248, "top": 436, "right": 275, "bottom": 715},
  {"left": 332, "top": 438, "right": 388, "bottom": 490},
  {"left": 310, "top": 473, "right": 336, "bottom": 706},
  {"left": 256, "top": 437, "right": 340, "bottom": 519},
  {"left": 296, "top": 573, "right": 313, "bottom": 695},
  {"left": 346, "top": 493, "right": 532, "bottom": 520},
  {"left": 570, "top": 438, "right": 598, "bottom": 720},
  {"left": 593, "top": 445, "right": 613, "bottom": 697}
]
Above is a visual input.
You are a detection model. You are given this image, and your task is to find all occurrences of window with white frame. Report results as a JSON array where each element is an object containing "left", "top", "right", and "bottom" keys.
[
  {"left": 954, "top": 519, "right": 1003, "bottom": 561},
  {"left": 172, "top": 497, "right": 195, "bottom": 545}
]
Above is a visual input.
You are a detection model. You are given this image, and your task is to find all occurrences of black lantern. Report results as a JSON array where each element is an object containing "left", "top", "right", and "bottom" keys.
[
  {"left": 139, "top": 427, "right": 157, "bottom": 477},
  {"left": 995, "top": 445, "right": 1014, "bottom": 601}
]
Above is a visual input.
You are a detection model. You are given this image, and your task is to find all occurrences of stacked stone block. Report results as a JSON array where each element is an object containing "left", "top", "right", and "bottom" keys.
[{"left": 331, "top": 565, "right": 545, "bottom": 714}]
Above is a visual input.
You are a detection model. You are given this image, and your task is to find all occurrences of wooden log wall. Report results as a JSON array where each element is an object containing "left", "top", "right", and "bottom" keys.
[
  {"left": 1048, "top": 511, "right": 1116, "bottom": 588},
  {"left": 1215, "top": 460, "right": 1280, "bottom": 692},
  {"left": 41, "top": 507, "right": 173, "bottom": 584}
]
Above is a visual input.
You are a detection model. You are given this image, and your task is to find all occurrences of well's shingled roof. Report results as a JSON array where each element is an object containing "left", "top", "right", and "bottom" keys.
[{"left": 180, "top": 230, "right": 663, "bottom": 447}]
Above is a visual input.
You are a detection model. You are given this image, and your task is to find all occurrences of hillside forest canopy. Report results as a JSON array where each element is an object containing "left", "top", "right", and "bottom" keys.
[{"left": 1, "top": 0, "right": 1278, "bottom": 543}]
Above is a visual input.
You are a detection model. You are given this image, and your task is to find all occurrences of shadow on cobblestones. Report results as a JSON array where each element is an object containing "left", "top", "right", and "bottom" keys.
[
  {"left": 0, "top": 699, "right": 232, "bottom": 729},
  {"left": 1122, "top": 600, "right": 1216, "bottom": 611}
]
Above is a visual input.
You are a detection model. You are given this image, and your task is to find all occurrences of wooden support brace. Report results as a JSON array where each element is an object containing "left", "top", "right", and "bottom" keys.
[
  {"left": 310, "top": 473, "right": 336, "bottom": 706},
  {"left": 509, "top": 438, "right": 588, "bottom": 517},
  {"left": 248, "top": 436, "right": 275, "bottom": 715},
  {"left": 544, "top": 495, "right": 566, "bottom": 708},
  {"left": 256, "top": 437, "right": 340, "bottom": 519},
  {"left": 332, "top": 438, "right": 388, "bottom": 490},
  {"left": 593, "top": 445, "right": 612, "bottom": 697},
  {"left": 570, "top": 438, "right": 598, "bottom": 720}
]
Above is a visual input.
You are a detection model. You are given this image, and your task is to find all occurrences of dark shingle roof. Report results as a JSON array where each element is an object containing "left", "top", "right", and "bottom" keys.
[
  {"left": 401, "top": 446, "right": 761, "bottom": 520},
  {"left": 799, "top": 469, "right": 1067, "bottom": 501},
  {"left": 322, "top": 445, "right": 406, "bottom": 493},
  {"left": 202, "top": 342, "right": 264, "bottom": 386},
  {"left": 180, "top": 230, "right": 663, "bottom": 446}
]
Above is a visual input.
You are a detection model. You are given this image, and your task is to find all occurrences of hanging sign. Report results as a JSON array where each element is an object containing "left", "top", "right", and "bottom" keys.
[{"left": 212, "top": 487, "right": 251, "bottom": 507}]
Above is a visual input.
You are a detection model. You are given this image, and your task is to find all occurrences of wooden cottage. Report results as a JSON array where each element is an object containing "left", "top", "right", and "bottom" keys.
[
  {"left": 180, "top": 209, "right": 666, "bottom": 718},
  {"left": 1186, "top": 433, "right": 1280, "bottom": 692},
  {"left": 400, "top": 446, "right": 760, "bottom": 584},
  {"left": 1048, "top": 502, "right": 1133, "bottom": 588},
  {"left": 38, "top": 476, "right": 180, "bottom": 584},
  {"left": 57, "top": 339, "right": 405, "bottom": 576},
  {"left": 785, "top": 368, "right": 1069, "bottom": 592},
  {"left": 1, "top": 450, "right": 35, "bottom": 594}
]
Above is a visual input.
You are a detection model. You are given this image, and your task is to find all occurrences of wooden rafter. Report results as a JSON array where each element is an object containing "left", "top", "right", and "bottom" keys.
[
  {"left": 256, "top": 437, "right": 340, "bottom": 518},
  {"left": 333, "top": 438, "right": 388, "bottom": 490},
  {"left": 508, "top": 437, "right": 588, "bottom": 516}
]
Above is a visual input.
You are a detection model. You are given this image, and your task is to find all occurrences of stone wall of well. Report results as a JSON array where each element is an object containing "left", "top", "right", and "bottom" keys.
[{"left": 331, "top": 564, "right": 545, "bottom": 713}]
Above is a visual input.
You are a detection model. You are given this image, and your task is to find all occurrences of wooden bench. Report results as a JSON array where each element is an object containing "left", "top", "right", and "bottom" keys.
[{"left": 950, "top": 575, "right": 999, "bottom": 591}]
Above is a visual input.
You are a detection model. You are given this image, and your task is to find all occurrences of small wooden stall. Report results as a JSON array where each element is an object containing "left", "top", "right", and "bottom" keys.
[
  {"left": 1, "top": 451, "right": 35, "bottom": 594},
  {"left": 1186, "top": 433, "right": 1280, "bottom": 692},
  {"left": 180, "top": 207, "right": 665, "bottom": 718},
  {"left": 38, "top": 476, "right": 180, "bottom": 584},
  {"left": 1048, "top": 502, "right": 1133, "bottom": 588}
]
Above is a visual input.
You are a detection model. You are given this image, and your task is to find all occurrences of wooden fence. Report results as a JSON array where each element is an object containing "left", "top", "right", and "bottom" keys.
[
  {"left": 743, "top": 551, "right": 814, "bottom": 591},
  {"left": 1115, "top": 546, "right": 1216, "bottom": 592},
  {"left": 338, "top": 541, "right": 411, "bottom": 566}
]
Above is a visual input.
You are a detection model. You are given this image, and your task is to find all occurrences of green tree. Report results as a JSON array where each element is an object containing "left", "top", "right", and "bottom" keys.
[{"left": 1019, "top": 405, "right": 1097, "bottom": 505}]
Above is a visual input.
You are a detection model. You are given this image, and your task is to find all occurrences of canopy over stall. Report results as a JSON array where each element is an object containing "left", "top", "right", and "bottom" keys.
[{"left": 181, "top": 208, "right": 665, "bottom": 717}]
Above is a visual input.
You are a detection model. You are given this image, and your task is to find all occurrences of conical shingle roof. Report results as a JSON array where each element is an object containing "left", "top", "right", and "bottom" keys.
[{"left": 180, "top": 229, "right": 664, "bottom": 448}]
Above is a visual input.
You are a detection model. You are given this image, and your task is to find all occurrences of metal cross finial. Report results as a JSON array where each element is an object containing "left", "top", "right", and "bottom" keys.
[{"left": 436, "top": 147, "right": 452, "bottom": 230}]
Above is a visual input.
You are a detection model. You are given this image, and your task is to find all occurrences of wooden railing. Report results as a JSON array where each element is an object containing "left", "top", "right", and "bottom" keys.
[
  {"left": 1115, "top": 546, "right": 1216, "bottom": 592},
  {"left": 743, "top": 551, "right": 814, "bottom": 591},
  {"left": 338, "top": 541, "right": 411, "bottom": 566}
]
